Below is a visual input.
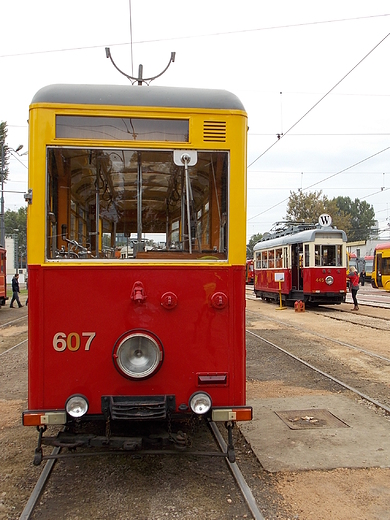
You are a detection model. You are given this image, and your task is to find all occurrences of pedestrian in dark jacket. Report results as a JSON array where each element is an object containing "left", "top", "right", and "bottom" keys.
[
  {"left": 347, "top": 266, "right": 359, "bottom": 311},
  {"left": 10, "top": 274, "right": 22, "bottom": 308},
  {"left": 359, "top": 270, "right": 365, "bottom": 286}
]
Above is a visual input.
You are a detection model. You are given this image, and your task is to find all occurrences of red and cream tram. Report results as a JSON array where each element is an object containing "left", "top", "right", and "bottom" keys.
[
  {"left": 253, "top": 219, "right": 347, "bottom": 305},
  {"left": 22, "top": 83, "right": 251, "bottom": 463}
]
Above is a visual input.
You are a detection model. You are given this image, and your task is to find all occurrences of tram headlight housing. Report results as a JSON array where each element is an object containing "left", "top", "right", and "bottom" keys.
[
  {"left": 113, "top": 331, "right": 163, "bottom": 380},
  {"left": 325, "top": 275, "right": 334, "bottom": 285},
  {"left": 189, "top": 392, "right": 212, "bottom": 415},
  {"left": 66, "top": 395, "right": 89, "bottom": 418}
]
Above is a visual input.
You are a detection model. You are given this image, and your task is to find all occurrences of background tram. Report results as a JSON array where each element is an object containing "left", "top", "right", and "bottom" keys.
[
  {"left": 363, "top": 255, "right": 374, "bottom": 282},
  {"left": 22, "top": 84, "right": 251, "bottom": 461},
  {"left": 0, "top": 247, "right": 7, "bottom": 307},
  {"left": 253, "top": 224, "right": 347, "bottom": 305},
  {"left": 371, "top": 242, "right": 390, "bottom": 291},
  {"left": 245, "top": 259, "right": 254, "bottom": 284}
]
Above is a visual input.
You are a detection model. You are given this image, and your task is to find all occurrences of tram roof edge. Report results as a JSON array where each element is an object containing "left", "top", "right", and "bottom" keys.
[
  {"left": 30, "top": 84, "right": 246, "bottom": 112},
  {"left": 253, "top": 227, "right": 348, "bottom": 251}
]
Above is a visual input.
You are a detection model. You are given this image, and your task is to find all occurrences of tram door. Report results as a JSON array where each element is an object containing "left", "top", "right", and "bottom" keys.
[
  {"left": 376, "top": 253, "right": 383, "bottom": 287},
  {"left": 292, "top": 243, "right": 304, "bottom": 291}
]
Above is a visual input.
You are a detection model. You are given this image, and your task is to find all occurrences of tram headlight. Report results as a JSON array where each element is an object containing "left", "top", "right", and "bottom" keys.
[
  {"left": 189, "top": 392, "right": 212, "bottom": 415},
  {"left": 325, "top": 275, "right": 334, "bottom": 285},
  {"left": 113, "top": 332, "right": 163, "bottom": 380},
  {"left": 66, "top": 395, "right": 89, "bottom": 418}
]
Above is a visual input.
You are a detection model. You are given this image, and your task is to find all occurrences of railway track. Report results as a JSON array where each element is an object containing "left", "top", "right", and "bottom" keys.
[
  {"left": 247, "top": 328, "right": 390, "bottom": 416},
  {"left": 0, "top": 314, "right": 27, "bottom": 329},
  {"left": 246, "top": 296, "right": 390, "bottom": 415},
  {"left": 19, "top": 422, "right": 264, "bottom": 520},
  {"left": 246, "top": 308, "right": 390, "bottom": 364},
  {"left": 246, "top": 284, "right": 390, "bottom": 310}
]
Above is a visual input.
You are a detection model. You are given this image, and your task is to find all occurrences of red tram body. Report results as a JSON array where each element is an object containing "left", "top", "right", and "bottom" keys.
[
  {"left": 23, "top": 84, "right": 251, "bottom": 462},
  {"left": 0, "top": 247, "right": 7, "bottom": 306},
  {"left": 253, "top": 223, "right": 347, "bottom": 305}
]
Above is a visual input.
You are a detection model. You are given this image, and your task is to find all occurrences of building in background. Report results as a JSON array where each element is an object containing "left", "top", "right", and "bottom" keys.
[{"left": 5, "top": 236, "right": 26, "bottom": 284}]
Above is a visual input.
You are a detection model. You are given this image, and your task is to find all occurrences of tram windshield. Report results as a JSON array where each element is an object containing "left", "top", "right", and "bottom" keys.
[
  {"left": 46, "top": 148, "right": 228, "bottom": 261},
  {"left": 315, "top": 244, "right": 343, "bottom": 267}
]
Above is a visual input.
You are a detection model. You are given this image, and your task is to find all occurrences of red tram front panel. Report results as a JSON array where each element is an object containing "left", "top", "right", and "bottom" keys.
[
  {"left": 27, "top": 264, "right": 246, "bottom": 415},
  {"left": 303, "top": 267, "right": 346, "bottom": 295}
]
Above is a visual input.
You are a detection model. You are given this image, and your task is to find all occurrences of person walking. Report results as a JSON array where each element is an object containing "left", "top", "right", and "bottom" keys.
[
  {"left": 347, "top": 266, "right": 359, "bottom": 311},
  {"left": 10, "top": 273, "right": 23, "bottom": 308}
]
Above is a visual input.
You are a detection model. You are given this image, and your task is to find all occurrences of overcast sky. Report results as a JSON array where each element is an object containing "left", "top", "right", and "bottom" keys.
[{"left": 1, "top": 1, "right": 389, "bottom": 241}]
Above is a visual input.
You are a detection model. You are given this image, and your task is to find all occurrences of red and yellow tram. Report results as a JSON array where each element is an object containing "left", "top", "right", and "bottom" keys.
[
  {"left": 22, "top": 83, "right": 251, "bottom": 462},
  {"left": 253, "top": 221, "right": 347, "bottom": 305},
  {"left": 0, "top": 247, "right": 7, "bottom": 306},
  {"left": 371, "top": 242, "right": 390, "bottom": 291}
]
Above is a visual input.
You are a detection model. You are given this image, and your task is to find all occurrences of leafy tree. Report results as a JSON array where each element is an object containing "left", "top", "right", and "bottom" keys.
[
  {"left": 285, "top": 190, "right": 352, "bottom": 235},
  {"left": 246, "top": 232, "right": 263, "bottom": 258},
  {"left": 285, "top": 190, "right": 327, "bottom": 223},
  {"left": 0, "top": 121, "right": 10, "bottom": 181},
  {"left": 334, "top": 196, "right": 375, "bottom": 241},
  {"left": 5, "top": 207, "right": 27, "bottom": 268}
]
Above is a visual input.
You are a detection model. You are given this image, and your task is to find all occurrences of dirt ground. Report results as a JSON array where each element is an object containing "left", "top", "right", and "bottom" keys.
[
  {"left": 1, "top": 300, "right": 390, "bottom": 518},
  {"left": 245, "top": 297, "right": 390, "bottom": 520}
]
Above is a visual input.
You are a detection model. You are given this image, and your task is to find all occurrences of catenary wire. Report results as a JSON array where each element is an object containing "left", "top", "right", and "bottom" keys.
[
  {"left": 248, "top": 142, "right": 390, "bottom": 221},
  {"left": 247, "top": 31, "right": 390, "bottom": 169},
  {"left": 0, "top": 14, "right": 389, "bottom": 58}
]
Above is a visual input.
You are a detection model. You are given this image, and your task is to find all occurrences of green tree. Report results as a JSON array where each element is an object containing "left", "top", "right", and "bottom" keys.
[
  {"left": 285, "top": 190, "right": 327, "bottom": 223},
  {"left": 285, "top": 190, "right": 352, "bottom": 234},
  {"left": 247, "top": 232, "right": 263, "bottom": 258},
  {"left": 334, "top": 196, "right": 375, "bottom": 241},
  {"left": 5, "top": 207, "right": 27, "bottom": 268},
  {"left": 0, "top": 121, "right": 10, "bottom": 181}
]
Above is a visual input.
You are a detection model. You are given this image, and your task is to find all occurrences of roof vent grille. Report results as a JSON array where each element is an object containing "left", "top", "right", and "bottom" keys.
[{"left": 203, "top": 121, "right": 227, "bottom": 142}]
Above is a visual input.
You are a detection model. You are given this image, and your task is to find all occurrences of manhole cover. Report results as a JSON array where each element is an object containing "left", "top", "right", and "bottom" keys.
[{"left": 275, "top": 409, "right": 349, "bottom": 430}]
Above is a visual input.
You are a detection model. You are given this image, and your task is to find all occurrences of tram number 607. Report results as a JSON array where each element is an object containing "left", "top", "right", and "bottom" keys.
[{"left": 53, "top": 332, "right": 96, "bottom": 352}]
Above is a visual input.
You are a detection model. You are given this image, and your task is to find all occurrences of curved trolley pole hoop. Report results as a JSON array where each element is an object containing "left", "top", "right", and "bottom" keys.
[{"left": 105, "top": 48, "right": 176, "bottom": 85}]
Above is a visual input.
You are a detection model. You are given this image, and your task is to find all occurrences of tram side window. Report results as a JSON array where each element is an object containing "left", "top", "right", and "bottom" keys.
[
  {"left": 255, "top": 252, "right": 261, "bottom": 269},
  {"left": 46, "top": 148, "right": 229, "bottom": 261},
  {"left": 304, "top": 244, "right": 310, "bottom": 267},
  {"left": 283, "top": 246, "right": 289, "bottom": 268},
  {"left": 261, "top": 251, "right": 267, "bottom": 268},
  {"left": 315, "top": 245, "right": 321, "bottom": 266},
  {"left": 382, "top": 258, "right": 390, "bottom": 275},
  {"left": 268, "top": 249, "right": 274, "bottom": 268},
  {"left": 275, "top": 248, "right": 282, "bottom": 268}
]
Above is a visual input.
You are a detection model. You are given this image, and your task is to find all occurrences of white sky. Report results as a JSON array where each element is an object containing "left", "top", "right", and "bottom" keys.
[{"left": 1, "top": 0, "right": 390, "bottom": 242}]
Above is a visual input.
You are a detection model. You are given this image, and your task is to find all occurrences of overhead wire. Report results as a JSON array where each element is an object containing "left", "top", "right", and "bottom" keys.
[
  {"left": 248, "top": 145, "right": 390, "bottom": 220},
  {"left": 0, "top": 13, "right": 389, "bottom": 58},
  {"left": 247, "top": 31, "right": 390, "bottom": 169}
]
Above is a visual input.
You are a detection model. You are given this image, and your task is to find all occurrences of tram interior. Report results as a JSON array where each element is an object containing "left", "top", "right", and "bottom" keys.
[{"left": 46, "top": 148, "right": 228, "bottom": 260}]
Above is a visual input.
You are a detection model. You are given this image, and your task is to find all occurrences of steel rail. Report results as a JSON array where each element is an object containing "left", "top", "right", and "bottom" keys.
[
  {"left": 247, "top": 329, "right": 390, "bottom": 415},
  {"left": 0, "top": 315, "right": 27, "bottom": 329},
  {"left": 0, "top": 338, "right": 27, "bottom": 357},
  {"left": 246, "top": 307, "right": 390, "bottom": 363},
  {"left": 208, "top": 420, "right": 265, "bottom": 520},
  {"left": 19, "top": 446, "right": 60, "bottom": 520}
]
